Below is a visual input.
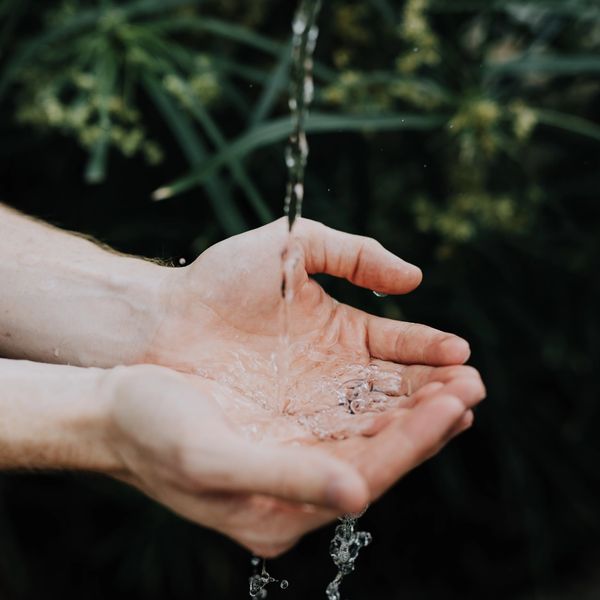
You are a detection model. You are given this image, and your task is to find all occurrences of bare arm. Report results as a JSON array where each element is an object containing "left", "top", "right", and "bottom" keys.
[
  {"left": 0, "top": 357, "right": 375, "bottom": 555},
  {"left": 0, "top": 206, "right": 470, "bottom": 371},
  {"left": 0, "top": 357, "right": 120, "bottom": 471},
  {"left": 0, "top": 207, "right": 484, "bottom": 556},
  {"left": 0, "top": 204, "right": 170, "bottom": 366}
]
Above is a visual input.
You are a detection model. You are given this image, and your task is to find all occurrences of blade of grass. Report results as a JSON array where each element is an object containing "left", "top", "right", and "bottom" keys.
[
  {"left": 0, "top": 0, "right": 196, "bottom": 100},
  {"left": 148, "top": 16, "right": 337, "bottom": 82},
  {"left": 179, "top": 82, "right": 273, "bottom": 223},
  {"left": 429, "top": 0, "right": 600, "bottom": 18},
  {"left": 85, "top": 45, "right": 117, "bottom": 183},
  {"left": 249, "top": 40, "right": 292, "bottom": 127},
  {"left": 144, "top": 74, "right": 246, "bottom": 234},
  {"left": 153, "top": 112, "right": 446, "bottom": 200},
  {"left": 147, "top": 16, "right": 281, "bottom": 54},
  {"left": 487, "top": 54, "right": 600, "bottom": 75},
  {"left": 535, "top": 109, "right": 600, "bottom": 143}
]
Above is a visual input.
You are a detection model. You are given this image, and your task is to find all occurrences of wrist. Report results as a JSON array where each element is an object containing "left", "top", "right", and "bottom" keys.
[
  {"left": 0, "top": 206, "right": 176, "bottom": 368},
  {"left": 99, "top": 255, "right": 175, "bottom": 367},
  {"left": 0, "top": 360, "right": 125, "bottom": 475},
  {"left": 137, "top": 265, "right": 194, "bottom": 369}
]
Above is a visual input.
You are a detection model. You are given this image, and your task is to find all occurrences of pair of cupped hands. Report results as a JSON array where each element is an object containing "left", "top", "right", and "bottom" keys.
[{"left": 111, "top": 218, "right": 485, "bottom": 557}]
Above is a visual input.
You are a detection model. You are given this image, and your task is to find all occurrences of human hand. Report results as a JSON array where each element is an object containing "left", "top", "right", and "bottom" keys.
[
  {"left": 129, "top": 217, "right": 485, "bottom": 555},
  {"left": 145, "top": 218, "right": 474, "bottom": 437},
  {"left": 103, "top": 362, "right": 483, "bottom": 557},
  {"left": 102, "top": 364, "right": 372, "bottom": 556}
]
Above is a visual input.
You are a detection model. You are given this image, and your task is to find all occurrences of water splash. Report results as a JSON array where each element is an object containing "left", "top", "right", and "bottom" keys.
[
  {"left": 249, "top": 557, "right": 289, "bottom": 598},
  {"left": 326, "top": 513, "right": 372, "bottom": 600},
  {"left": 284, "top": 0, "right": 322, "bottom": 231}
]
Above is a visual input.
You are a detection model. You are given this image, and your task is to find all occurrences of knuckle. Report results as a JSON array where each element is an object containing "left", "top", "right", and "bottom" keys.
[{"left": 361, "top": 236, "right": 382, "bottom": 255}]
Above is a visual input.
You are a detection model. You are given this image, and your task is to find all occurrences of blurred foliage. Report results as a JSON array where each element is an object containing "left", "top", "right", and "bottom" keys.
[{"left": 0, "top": 0, "right": 599, "bottom": 599}]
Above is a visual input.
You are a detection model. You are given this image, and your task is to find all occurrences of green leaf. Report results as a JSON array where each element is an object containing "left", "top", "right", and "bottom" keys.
[
  {"left": 153, "top": 112, "right": 446, "bottom": 200},
  {"left": 148, "top": 16, "right": 336, "bottom": 82},
  {"left": 147, "top": 16, "right": 281, "bottom": 54},
  {"left": 487, "top": 54, "right": 600, "bottom": 75},
  {"left": 535, "top": 109, "right": 600, "bottom": 144},
  {"left": 85, "top": 46, "right": 117, "bottom": 184},
  {"left": 144, "top": 74, "right": 247, "bottom": 234},
  {"left": 179, "top": 79, "right": 273, "bottom": 223},
  {"left": 249, "top": 41, "right": 292, "bottom": 127},
  {"left": 0, "top": 0, "right": 195, "bottom": 101},
  {"left": 430, "top": 0, "right": 600, "bottom": 18}
]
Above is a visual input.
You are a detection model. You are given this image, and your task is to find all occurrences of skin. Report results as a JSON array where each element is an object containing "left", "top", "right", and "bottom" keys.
[{"left": 0, "top": 207, "right": 485, "bottom": 556}]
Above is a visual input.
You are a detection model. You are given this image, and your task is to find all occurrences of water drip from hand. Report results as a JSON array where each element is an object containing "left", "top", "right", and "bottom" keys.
[{"left": 326, "top": 512, "right": 372, "bottom": 600}]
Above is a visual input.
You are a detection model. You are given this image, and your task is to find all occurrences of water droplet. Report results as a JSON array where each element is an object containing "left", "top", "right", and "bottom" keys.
[
  {"left": 178, "top": 257, "right": 186, "bottom": 265},
  {"left": 53, "top": 348, "right": 60, "bottom": 358},
  {"left": 285, "top": 147, "right": 295, "bottom": 168},
  {"left": 413, "top": 47, "right": 419, "bottom": 52},
  {"left": 280, "top": 580, "right": 289, "bottom": 589},
  {"left": 304, "top": 78, "right": 314, "bottom": 103},
  {"left": 251, "top": 557, "right": 261, "bottom": 567},
  {"left": 373, "top": 291, "right": 388, "bottom": 297},
  {"left": 293, "top": 183, "right": 304, "bottom": 201},
  {"left": 292, "top": 16, "right": 307, "bottom": 35}
]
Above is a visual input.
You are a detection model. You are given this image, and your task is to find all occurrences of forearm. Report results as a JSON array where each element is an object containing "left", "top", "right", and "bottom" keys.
[
  {"left": 0, "top": 205, "right": 172, "bottom": 367},
  {"left": 0, "top": 358, "right": 121, "bottom": 473}
]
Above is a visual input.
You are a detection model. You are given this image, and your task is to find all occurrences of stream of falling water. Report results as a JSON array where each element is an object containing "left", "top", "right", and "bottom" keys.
[
  {"left": 283, "top": 0, "right": 322, "bottom": 230},
  {"left": 249, "top": 1, "right": 373, "bottom": 597}
]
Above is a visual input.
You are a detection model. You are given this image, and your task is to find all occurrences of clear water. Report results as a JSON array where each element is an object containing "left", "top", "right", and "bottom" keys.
[
  {"left": 249, "top": 558, "right": 289, "bottom": 598},
  {"left": 248, "top": 0, "right": 390, "bottom": 596},
  {"left": 326, "top": 513, "right": 372, "bottom": 600},
  {"left": 249, "top": 0, "right": 324, "bottom": 596},
  {"left": 283, "top": 0, "right": 322, "bottom": 231}
]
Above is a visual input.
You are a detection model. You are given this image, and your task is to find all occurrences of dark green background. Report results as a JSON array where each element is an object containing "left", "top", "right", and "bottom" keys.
[{"left": 1, "top": 1, "right": 599, "bottom": 598}]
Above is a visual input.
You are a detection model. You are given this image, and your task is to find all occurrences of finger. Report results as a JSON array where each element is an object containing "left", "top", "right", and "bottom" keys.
[
  {"left": 402, "top": 365, "right": 485, "bottom": 404},
  {"left": 298, "top": 219, "right": 422, "bottom": 294},
  {"left": 408, "top": 380, "right": 444, "bottom": 404},
  {"left": 447, "top": 409, "right": 474, "bottom": 440},
  {"left": 437, "top": 377, "right": 486, "bottom": 409},
  {"left": 203, "top": 441, "right": 370, "bottom": 515},
  {"left": 358, "top": 393, "right": 466, "bottom": 498},
  {"left": 366, "top": 315, "right": 471, "bottom": 365}
]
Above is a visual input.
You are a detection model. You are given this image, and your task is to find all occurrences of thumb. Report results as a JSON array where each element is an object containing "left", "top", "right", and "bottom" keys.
[{"left": 298, "top": 218, "right": 422, "bottom": 295}]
